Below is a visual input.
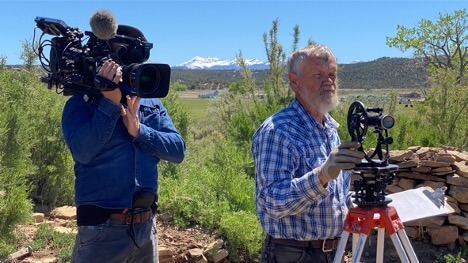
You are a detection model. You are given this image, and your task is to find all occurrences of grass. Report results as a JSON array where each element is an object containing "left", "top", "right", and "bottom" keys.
[
  {"left": 178, "top": 89, "right": 421, "bottom": 122},
  {"left": 434, "top": 248, "right": 468, "bottom": 263},
  {"left": 28, "top": 223, "right": 74, "bottom": 263},
  {"left": 180, "top": 97, "right": 211, "bottom": 120}
]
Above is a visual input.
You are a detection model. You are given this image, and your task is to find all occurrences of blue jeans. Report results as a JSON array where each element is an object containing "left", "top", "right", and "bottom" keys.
[
  {"left": 261, "top": 235, "right": 336, "bottom": 263},
  {"left": 71, "top": 215, "right": 158, "bottom": 263}
]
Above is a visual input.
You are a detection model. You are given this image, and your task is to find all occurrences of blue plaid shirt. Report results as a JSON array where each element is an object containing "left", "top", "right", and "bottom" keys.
[{"left": 252, "top": 99, "right": 352, "bottom": 240}]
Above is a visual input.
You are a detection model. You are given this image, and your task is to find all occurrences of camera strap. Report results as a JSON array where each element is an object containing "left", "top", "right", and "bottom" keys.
[{"left": 94, "top": 75, "right": 118, "bottom": 91}]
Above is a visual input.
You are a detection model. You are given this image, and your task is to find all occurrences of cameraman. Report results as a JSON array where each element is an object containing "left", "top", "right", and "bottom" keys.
[
  {"left": 252, "top": 44, "right": 364, "bottom": 263},
  {"left": 61, "top": 28, "right": 186, "bottom": 262}
]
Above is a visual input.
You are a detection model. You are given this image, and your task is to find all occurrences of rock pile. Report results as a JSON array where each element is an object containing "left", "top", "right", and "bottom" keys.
[
  {"left": 159, "top": 238, "right": 229, "bottom": 263},
  {"left": 387, "top": 146, "right": 468, "bottom": 248}
]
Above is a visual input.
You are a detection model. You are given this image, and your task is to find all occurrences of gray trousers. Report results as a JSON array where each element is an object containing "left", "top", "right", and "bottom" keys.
[
  {"left": 260, "top": 235, "right": 337, "bottom": 263},
  {"left": 71, "top": 215, "right": 158, "bottom": 263}
]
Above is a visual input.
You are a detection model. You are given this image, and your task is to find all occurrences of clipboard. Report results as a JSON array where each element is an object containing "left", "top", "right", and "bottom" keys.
[{"left": 386, "top": 186, "right": 455, "bottom": 223}]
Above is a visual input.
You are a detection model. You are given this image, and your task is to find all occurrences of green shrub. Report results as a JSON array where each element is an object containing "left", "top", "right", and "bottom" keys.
[
  {"left": 219, "top": 211, "right": 263, "bottom": 262},
  {"left": 0, "top": 70, "right": 74, "bottom": 208},
  {"left": 0, "top": 170, "right": 32, "bottom": 236},
  {"left": 27, "top": 90, "right": 74, "bottom": 207},
  {"left": 0, "top": 174, "right": 31, "bottom": 260},
  {"left": 0, "top": 241, "right": 15, "bottom": 261},
  {"left": 29, "top": 223, "right": 74, "bottom": 263},
  {"left": 158, "top": 138, "right": 260, "bottom": 260},
  {"left": 0, "top": 70, "right": 34, "bottom": 246},
  {"left": 434, "top": 248, "right": 468, "bottom": 263}
]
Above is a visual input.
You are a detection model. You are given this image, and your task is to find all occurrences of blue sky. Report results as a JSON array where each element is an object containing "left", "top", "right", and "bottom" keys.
[{"left": 1, "top": 1, "right": 466, "bottom": 66}]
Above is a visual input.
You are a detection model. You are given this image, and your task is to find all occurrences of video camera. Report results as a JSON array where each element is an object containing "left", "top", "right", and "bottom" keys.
[{"left": 33, "top": 16, "right": 170, "bottom": 98}]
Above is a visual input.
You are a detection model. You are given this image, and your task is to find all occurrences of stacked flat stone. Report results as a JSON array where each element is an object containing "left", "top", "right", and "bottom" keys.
[{"left": 387, "top": 146, "right": 468, "bottom": 248}]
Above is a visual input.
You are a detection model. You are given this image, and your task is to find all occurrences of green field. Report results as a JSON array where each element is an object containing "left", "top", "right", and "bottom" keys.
[
  {"left": 180, "top": 97, "right": 211, "bottom": 120},
  {"left": 179, "top": 89, "right": 420, "bottom": 121}
]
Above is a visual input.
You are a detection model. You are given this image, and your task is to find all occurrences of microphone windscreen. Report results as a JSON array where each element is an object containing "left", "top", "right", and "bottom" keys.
[{"left": 89, "top": 9, "right": 118, "bottom": 40}]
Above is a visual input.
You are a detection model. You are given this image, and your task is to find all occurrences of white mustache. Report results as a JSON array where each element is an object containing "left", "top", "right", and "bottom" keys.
[{"left": 321, "top": 86, "right": 335, "bottom": 92}]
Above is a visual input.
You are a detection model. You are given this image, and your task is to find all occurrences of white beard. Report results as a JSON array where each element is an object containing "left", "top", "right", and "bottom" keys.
[
  {"left": 308, "top": 85, "right": 340, "bottom": 114},
  {"left": 315, "top": 92, "right": 339, "bottom": 114}
]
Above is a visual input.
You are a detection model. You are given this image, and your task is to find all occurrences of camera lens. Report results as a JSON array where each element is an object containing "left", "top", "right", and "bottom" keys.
[
  {"left": 381, "top": 115, "right": 395, "bottom": 129},
  {"left": 122, "top": 63, "right": 170, "bottom": 98},
  {"left": 137, "top": 65, "right": 160, "bottom": 96}
]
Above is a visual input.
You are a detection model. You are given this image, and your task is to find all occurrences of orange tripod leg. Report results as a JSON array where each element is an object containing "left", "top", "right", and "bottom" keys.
[{"left": 334, "top": 206, "right": 419, "bottom": 263}]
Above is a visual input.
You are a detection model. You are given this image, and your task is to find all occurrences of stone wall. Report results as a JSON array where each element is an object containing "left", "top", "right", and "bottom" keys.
[{"left": 387, "top": 146, "right": 468, "bottom": 248}]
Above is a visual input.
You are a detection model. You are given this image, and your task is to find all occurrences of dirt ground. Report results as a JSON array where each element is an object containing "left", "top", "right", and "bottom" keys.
[
  {"left": 14, "top": 215, "right": 466, "bottom": 263},
  {"left": 15, "top": 214, "right": 219, "bottom": 263},
  {"left": 157, "top": 214, "right": 219, "bottom": 263}
]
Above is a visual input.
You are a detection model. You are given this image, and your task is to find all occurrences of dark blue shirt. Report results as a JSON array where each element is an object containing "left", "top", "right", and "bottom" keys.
[{"left": 62, "top": 94, "right": 185, "bottom": 209}]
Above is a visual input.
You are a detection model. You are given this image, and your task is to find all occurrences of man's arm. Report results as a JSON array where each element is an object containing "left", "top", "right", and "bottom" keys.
[
  {"left": 133, "top": 99, "right": 185, "bottom": 163},
  {"left": 62, "top": 60, "right": 124, "bottom": 164},
  {"left": 253, "top": 128, "right": 328, "bottom": 219},
  {"left": 62, "top": 96, "right": 121, "bottom": 164}
]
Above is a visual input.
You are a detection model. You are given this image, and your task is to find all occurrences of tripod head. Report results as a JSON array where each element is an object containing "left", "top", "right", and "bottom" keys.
[{"left": 347, "top": 101, "right": 398, "bottom": 207}]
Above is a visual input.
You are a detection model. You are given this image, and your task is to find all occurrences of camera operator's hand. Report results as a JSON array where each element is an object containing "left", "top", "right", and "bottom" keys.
[
  {"left": 319, "top": 141, "right": 365, "bottom": 182},
  {"left": 121, "top": 95, "right": 141, "bottom": 138},
  {"left": 99, "top": 60, "right": 122, "bottom": 105}
]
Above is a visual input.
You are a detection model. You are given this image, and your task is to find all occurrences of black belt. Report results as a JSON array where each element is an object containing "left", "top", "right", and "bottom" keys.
[
  {"left": 269, "top": 235, "right": 339, "bottom": 252},
  {"left": 77, "top": 205, "right": 123, "bottom": 226}
]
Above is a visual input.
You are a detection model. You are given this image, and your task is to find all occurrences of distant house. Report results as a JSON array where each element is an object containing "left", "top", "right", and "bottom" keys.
[
  {"left": 398, "top": 92, "right": 423, "bottom": 107},
  {"left": 198, "top": 92, "right": 218, "bottom": 99},
  {"left": 399, "top": 92, "right": 421, "bottom": 99}
]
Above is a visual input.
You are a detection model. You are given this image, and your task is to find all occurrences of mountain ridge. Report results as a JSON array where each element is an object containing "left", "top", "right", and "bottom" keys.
[
  {"left": 170, "top": 57, "right": 429, "bottom": 90},
  {"left": 173, "top": 56, "right": 269, "bottom": 70}
]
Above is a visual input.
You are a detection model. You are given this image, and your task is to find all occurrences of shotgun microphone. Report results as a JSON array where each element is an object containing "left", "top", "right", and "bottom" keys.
[{"left": 89, "top": 9, "right": 118, "bottom": 40}]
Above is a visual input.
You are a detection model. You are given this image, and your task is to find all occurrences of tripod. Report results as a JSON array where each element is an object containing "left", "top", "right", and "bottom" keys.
[{"left": 333, "top": 204, "right": 419, "bottom": 263}]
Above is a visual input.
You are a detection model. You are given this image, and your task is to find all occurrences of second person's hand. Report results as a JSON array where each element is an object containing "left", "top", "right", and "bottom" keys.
[{"left": 121, "top": 95, "right": 141, "bottom": 138}]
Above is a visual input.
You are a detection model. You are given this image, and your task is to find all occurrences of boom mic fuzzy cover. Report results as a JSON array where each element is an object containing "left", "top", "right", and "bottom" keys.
[{"left": 89, "top": 9, "right": 118, "bottom": 40}]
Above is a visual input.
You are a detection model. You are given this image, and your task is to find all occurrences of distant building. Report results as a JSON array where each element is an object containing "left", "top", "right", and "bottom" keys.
[
  {"left": 198, "top": 92, "right": 218, "bottom": 99},
  {"left": 399, "top": 92, "right": 421, "bottom": 99},
  {"left": 398, "top": 91, "right": 423, "bottom": 107}
]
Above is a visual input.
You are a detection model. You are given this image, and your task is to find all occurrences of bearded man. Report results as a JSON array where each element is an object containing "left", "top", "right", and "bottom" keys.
[{"left": 251, "top": 45, "right": 365, "bottom": 263}]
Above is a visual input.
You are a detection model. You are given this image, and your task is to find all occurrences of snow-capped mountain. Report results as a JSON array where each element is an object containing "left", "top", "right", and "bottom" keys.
[{"left": 173, "top": 56, "right": 269, "bottom": 70}]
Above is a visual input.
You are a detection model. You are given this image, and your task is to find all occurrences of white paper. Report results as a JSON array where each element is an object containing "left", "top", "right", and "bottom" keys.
[{"left": 387, "top": 187, "right": 455, "bottom": 223}]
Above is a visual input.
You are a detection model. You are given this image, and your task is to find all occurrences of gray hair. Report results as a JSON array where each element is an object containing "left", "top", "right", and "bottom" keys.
[{"left": 287, "top": 45, "right": 336, "bottom": 75}]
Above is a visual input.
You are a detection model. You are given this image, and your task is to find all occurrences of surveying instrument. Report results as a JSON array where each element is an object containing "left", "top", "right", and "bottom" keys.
[{"left": 333, "top": 101, "right": 419, "bottom": 263}]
